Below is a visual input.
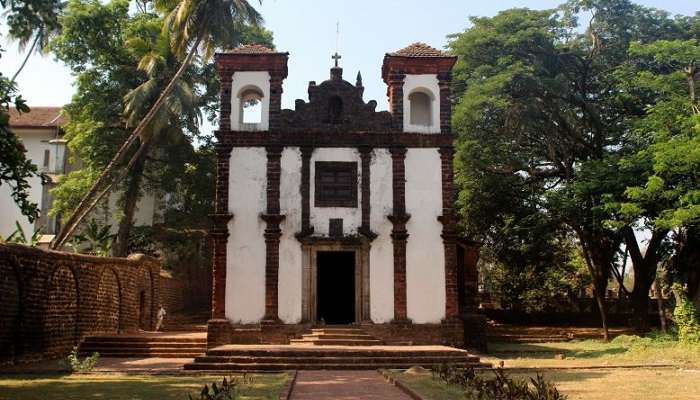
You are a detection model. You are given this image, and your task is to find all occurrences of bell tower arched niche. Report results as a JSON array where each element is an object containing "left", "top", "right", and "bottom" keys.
[{"left": 231, "top": 72, "right": 270, "bottom": 131}]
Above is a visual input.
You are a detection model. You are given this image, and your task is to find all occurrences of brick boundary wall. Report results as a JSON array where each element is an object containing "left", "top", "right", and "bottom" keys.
[
  {"left": 0, "top": 243, "right": 161, "bottom": 362},
  {"left": 159, "top": 273, "right": 186, "bottom": 314}
]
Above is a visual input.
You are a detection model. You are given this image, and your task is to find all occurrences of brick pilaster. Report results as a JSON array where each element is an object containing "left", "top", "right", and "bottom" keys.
[
  {"left": 219, "top": 70, "right": 232, "bottom": 131},
  {"left": 437, "top": 72, "right": 452, "bottom": 135},
  {"left": 268, "top": 77, "right": 283, "bottom": 131},
  {"left": 262, "top": 146, "right": 285, "bottom": 322},
  {"left": 388, "top": 146, "right": 410, "bottom": 321},
  {"left": 359, "top": 146, "right": 377, "bottom": 239},
  {"left": 210, "top": 143, "right": 233, "bottom": 319},
  {"left": 388, "top": 73, "right": 405, "bottom": 131},
  {"left": 296, "top": 146, "right": 314, "bottom": 238},
  {"left": 438, "top": 147, "right": 459, "bottom": 320}
]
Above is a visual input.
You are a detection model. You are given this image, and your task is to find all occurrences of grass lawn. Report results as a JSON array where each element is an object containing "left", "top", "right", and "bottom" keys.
[
  {"left": 0, "top": 373, "right": 289, "bottom": 400},
  {"left": 484, "top": 335, "right": 700, "bottom": 368},
  {"left": 388, "top": 368, "right": 700, "bottom": 400},
  {"left": 387, "top": 336, "right": 700, "bottom": 400}
]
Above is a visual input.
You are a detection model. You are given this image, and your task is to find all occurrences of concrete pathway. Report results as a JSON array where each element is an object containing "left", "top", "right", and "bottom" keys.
[{"left": 290, "top": 370, "right": 411, "bottom": 400}]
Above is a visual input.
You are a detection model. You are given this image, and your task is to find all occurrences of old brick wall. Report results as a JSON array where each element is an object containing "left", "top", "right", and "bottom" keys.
[
  {"left": 0, "top": 243, "right": 160, "bottom": 362},
  {"left": 159, "top": 273, "right": 186, "bottom": 313}
]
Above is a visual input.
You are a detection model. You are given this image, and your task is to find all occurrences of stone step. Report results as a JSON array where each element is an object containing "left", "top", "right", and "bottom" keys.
[
  {"left": 184, "top": 361, "right": 487, "bottom": 371},
  {"left": 206, "top": 348, "right": 472, "bottom": 358},
  {"left": 83, "top": 336, "right": 206, "bottom": 343},
  {"left": 289, "top": 338, "right": 383, "bottom": 346},
  {"left": 310, "top": 328, "right": 367, "bottom": 335},
  {"left": 81, "top": 341, "right": 205, "bottom": 348},
  {"left": 80, "top": 352, "right": 203, "bottom": 358},
  {"left": 81, "top": 346, "right": 204, "bottom": 352},
  {"left": 299, "top": 333, "right": 377, "bottom": 340},
  {"left": 193, "top": 355, "right": 481, "bottom": 364}
]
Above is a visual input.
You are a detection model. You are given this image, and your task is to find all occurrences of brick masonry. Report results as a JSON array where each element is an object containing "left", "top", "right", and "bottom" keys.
[{"left": 0, "top": 243, "right": 161, "bottom": 362}]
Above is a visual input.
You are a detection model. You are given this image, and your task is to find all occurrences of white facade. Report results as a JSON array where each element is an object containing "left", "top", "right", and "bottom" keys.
[
  {"left": 223, "top": 146, "right": 446, "bottom": 324},
  {"left": 405, "top": 149, "right": 446, "bottom": 323},
  {"left": 225, "top": 147, "right": 268, "bottom": 323},
  {"left": 402, "top": 74, "right": 441, "bottom": 134}
]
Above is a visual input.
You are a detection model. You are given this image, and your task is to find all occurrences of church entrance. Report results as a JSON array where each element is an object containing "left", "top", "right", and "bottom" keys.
[{"left": 316, "top": 251, "right": 355, "bottom": 324}]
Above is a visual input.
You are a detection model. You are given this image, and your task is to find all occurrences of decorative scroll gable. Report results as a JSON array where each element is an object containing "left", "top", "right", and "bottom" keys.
[{"left": 279, "top": 67, "right": 396, "bottom": 133}]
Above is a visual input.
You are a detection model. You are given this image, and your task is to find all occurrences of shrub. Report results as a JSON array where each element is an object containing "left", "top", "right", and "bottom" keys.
[
  {"left": 433, "top": 364, "right": 566, "bottom": 400},
  {"left": 66, "top": 346, "right": 99, "bottom": 373},
  {"left": 188, "top": 375, "right": 251, "bottom": 400},
  {"left": 671, "top": 283, "right": 700, "bottom": 344}
]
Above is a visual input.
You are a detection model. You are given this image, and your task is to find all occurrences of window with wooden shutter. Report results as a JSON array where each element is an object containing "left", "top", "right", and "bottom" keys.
[{"left": 314, "top": 161, "right": 358, "bottom": 208}]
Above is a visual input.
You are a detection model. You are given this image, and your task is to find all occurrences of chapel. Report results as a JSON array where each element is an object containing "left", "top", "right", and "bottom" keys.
[{"left": 207, "top": 43, "right": 483, "bottom": 348}]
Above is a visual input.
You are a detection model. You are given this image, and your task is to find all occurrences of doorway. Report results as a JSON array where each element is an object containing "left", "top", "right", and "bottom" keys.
[{"left": 316, "top": 251, "right": 355, "bottom": 324}]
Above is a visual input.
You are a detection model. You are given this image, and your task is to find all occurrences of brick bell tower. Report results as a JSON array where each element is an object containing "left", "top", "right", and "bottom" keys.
[
  {"left": 381, "top": 43, "right": 462, "bottom": 324},
  {"left": 209, "top": 45, "right": 288, "bottom": 339}
]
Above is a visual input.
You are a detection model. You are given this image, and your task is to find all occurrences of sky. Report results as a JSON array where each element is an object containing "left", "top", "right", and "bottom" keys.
[{"left": 1, "top": 0, "right": 697, "bottom": 116}]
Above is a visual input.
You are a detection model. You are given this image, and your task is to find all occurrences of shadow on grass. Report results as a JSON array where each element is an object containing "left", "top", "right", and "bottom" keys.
[
  {"left": 0, "top": 374, "right": 287, "bottom": 400},
  {"left": 487, "top": 342, "right": 629, "bottom": 359}
]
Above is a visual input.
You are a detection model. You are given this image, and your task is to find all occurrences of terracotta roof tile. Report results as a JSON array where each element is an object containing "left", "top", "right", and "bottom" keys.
[
  {"left": 8, "top": 106, "right": 66, "bottom": 128},
  {"left": 389, "top": 42, "right": 450, "bottom": 58},
  {"left": 223, "top": 44, "right": 275, "bottom": 54}
]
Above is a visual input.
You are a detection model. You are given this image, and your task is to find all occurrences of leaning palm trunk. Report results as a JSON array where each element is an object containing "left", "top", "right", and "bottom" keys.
[{"left": 51, "top": 34, "right": 203, "bottom": 249}]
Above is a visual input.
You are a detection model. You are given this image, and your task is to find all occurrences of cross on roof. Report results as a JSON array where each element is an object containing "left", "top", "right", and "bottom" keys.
[{"left": 332, "top": 52, "right": 342, "bottom": 68}]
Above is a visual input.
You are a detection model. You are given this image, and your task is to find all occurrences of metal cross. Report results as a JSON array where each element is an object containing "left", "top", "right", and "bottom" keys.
[{"left": 332, "top": 52, "right": 342, "bottom": 67}]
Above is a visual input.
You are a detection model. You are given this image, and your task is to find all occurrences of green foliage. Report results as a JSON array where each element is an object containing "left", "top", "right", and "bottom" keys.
[
  {"left": 188, "top": 376, "right": 250, "bottom": 400},
  {"left": 482, "top": 237, "right": 591, "bottom": 313},
  {"left": 66, "top": 346, "right": 99, "bottom": 373},
  {"left": 73, "top": 219, "right": 115, "bottom": 256},
  {"left": 671, "top": 283, "right": 700, "bottom": 344},
  {"left": 0, "top": 53, "right": 46, "bottom": 221},
  {"left": 433, "top": 364, "right": 566, "bottom": 400},
  {"left": 4, "top": 221, "right": 42, "bottom": 246}
]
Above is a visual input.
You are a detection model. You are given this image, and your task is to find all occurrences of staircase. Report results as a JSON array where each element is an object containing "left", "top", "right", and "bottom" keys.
[
  {"left": 184, "top": 344, "right": 484, "bottom": 371},
  {"left": 289, "top": 326, "right": 383, "bottom": 346},
  {"left": 79, "top": 333, "right": 207, "bottom": 358}
]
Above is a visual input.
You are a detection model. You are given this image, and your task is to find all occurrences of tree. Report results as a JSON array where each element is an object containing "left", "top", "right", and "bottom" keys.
[
  {"left": 51, "top": 0, "right": 263, "bottom": 248},
  {"left": 449, "top": 1, "right": 689, "bottom": 336},
  {"left": 0, "top": 0, "right": 61, "bottom": 221}
]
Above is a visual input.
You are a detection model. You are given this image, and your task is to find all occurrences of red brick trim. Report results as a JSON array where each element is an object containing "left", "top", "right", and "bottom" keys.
[
  {"left": 438, "top": 72, "right": 452, "bottom": 135},
  {"left": 214, "top": 132, "right": 454, "bottom": 148},
  {"left": 262, "top": 146, "right": 285, "bottom": 321},
  {"left": 438, "top": 147, "right": 459, "bottom": 320},
  {"left": 389, "top": 146, "right": 410, "bottom": 321},
  {"left": 296, "top": 146, "right": 314, "bottom": 239},
  {"left": 211, "top": 143, "right": 233, "bottom": 319},
  {"left": 210, "top": 213, "right": 233, "bottom": 319},
  {"left": 359, "top": 147, "right": 377, "bottom": 240}
]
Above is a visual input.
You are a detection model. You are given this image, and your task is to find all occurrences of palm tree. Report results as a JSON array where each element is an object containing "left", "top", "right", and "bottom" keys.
[
  {"left": 52, "top": 0, "right": 262, "bottom": 249},
  {"left": 112, "top": 31, "right": 200, "bottom": 257}
]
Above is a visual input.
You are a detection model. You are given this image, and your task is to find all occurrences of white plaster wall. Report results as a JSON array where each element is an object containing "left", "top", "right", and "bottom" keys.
[
  {"left": 278, "top": 147, "right": 303, "bottom": 323},
  {"left": 310, "top": 148, "right": 361, "bottom": 236},
  {"left": 230, "top": 71, "right": 270, "bottom": 131},
  {"left": 368, "top": 149, "right": 395, "bottom": 323},
  {"left": 403, "top": 74, "right": 441, "bottom": 134},
  {"left": 405, "top": 148, "right": 445, "bottom": 323},
  {"left": 0, "top": 129, "right": 54, "bottom": 238},
  {"left": 226, "top": 147, "right": 267, "bottom": 323}
]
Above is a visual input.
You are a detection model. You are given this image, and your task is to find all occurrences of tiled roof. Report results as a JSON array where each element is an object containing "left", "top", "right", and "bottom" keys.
[
  {"left": 8, "top": 106, "right": 66, "bottom": 128},
  {"left": 223, "top": 44, "right": 275, "bottom": 54},
  {"left": 389, "top": 42, "right": 450, "bottom": 57}
]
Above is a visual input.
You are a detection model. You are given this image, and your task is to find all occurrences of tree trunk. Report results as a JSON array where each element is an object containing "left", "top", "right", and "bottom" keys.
[
  {"left": 624, "top": 227, "right": 665, "bottom": 334},
  {"left": 51, "top": 33, "right": 204, "bottom": 249},
  {"left": 113, "top": 147, "right": 148, "bottom": 257},
  {"left": 653, "top": 278, "right": 667, "bottom": 333},
  {"left": 578, "top": 234, "right": 612, "bottom": 341}
]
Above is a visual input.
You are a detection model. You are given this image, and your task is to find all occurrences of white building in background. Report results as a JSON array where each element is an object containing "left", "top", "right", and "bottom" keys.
[{"left": 2, "top": 107, "right": 158, "bottom": 243}]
